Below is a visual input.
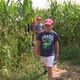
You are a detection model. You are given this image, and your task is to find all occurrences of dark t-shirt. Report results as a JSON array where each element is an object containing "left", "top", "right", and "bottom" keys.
[
  {"left": 34, "top": 23, "right": 44, "bottom": 33},
  {"left": 34, "top": 23, "right": 44, "bottom": 39},
  {"left": 37, "top": 31, "right": 59, "bottom": 57}
]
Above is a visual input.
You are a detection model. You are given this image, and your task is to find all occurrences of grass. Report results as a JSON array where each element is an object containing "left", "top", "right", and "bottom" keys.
[
  {"left": 1, "top": 53, "right": 46, "bottom": 80},
  {"left": 60, "top": 45, "right": 80, "bottom": 65},
  {"left": 0, "top": 45, "right": 80, "bottom": 80}
]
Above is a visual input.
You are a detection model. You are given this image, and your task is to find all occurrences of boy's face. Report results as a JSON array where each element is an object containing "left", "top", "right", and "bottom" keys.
[
  {"left": 37, "top": 19, "right": 41, "bottom": 24},
  {"left": 45, "top": 25, "right": 53, "bottom": 31},
  {"left": 45, "top": 19, "right": 54, "bottom": 31}
]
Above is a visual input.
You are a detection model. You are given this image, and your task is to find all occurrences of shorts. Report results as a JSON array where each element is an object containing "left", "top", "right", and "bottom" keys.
[{"left": 40, "top": 56, "right": 55, "bottom": 67}]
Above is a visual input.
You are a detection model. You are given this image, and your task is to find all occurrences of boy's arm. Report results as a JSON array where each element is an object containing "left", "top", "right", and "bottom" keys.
[
  {"left": 55, "top": 41, "right": 59, "bottom": 64},
  {"left": 33, "top": 40, "right": 41, "bottom": 57}
]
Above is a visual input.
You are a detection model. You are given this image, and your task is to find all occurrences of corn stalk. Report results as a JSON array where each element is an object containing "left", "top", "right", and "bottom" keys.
[{"left": 0, "top": 0, "right": 34, "bottom": 78}]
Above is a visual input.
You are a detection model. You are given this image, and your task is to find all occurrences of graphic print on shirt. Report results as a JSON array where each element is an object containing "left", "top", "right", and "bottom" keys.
[{"left": 42, "top": 35, "right": 54, "bottom": 49}]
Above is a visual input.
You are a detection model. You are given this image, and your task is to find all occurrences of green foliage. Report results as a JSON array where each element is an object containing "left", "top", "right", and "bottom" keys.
[
  {"left": 35, "top": 0, "right": 80, "bottom": 46},
  {"left": 60, "top": 45, "right": 80, "bottom": 65},
  {"left": 0, "top": 0, "right": 34, "bottom": 78},
  {"left": 0, "top": 0, "right": 80, "bottom": 79}
]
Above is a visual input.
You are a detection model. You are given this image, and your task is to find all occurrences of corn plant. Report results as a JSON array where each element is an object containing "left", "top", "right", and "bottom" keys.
[
  {"left": 34, "top": 0, "right": 80, "bottom": 64},
  {"left": 36, "top": 0, "right": 80, "bottom": 46},
  {"left": 0, "top": 0, "right": 34, "bottom": 79}
]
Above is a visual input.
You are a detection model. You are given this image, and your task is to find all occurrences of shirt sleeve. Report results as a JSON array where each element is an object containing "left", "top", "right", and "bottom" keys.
[{"left": 54, "top": 33, "right": 59, "bottom": 42}]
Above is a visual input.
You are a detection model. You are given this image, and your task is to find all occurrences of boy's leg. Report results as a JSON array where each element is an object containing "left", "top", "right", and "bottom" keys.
[
  {"left": 47, "top": 67, "right": 53, "bottom": 80},
  {"left": 43, "top": 64, "right": 47, "bottom": 74},
  {"left": 40, "top": 56, "right": 55, "bottom": 80},
  {"left": 43, "top": 56, "right": 57, "bottom": 75},
  {"left": 47, "top": 56, "right": 55, "bottom": 80}
]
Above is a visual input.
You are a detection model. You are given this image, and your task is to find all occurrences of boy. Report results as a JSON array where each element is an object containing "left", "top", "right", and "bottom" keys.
[
  {"left": 35, "top": 18, "right": 59, "bottom": 80},
  {"left": 33, "top": 16, "right": 44, "bottom": 41}
]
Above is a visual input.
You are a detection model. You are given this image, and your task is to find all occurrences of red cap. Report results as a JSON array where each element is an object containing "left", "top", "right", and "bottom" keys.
[
  {"left": 37, "top": 16, "right": 42, "bottom": 20},
  {"left": 45, "top": 19, "right": 54, "bottom": 26}
]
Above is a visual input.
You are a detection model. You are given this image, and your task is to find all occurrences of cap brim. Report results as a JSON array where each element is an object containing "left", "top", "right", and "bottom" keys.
[{"left": 45, "top": 23, "right": 52, "bottom": 26}]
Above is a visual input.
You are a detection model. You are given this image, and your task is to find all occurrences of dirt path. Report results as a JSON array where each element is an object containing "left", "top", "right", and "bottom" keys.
[{"left": 52, "top": 64, "right": 80, "bottom": 80}]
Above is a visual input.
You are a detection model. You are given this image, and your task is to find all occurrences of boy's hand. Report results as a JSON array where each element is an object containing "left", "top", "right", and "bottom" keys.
[
  {"left": 55, "top": 53, "right": 59, "bottom": 64},
  {"left": 33, "top": 45, "right": 40, "bottom": 58}
]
